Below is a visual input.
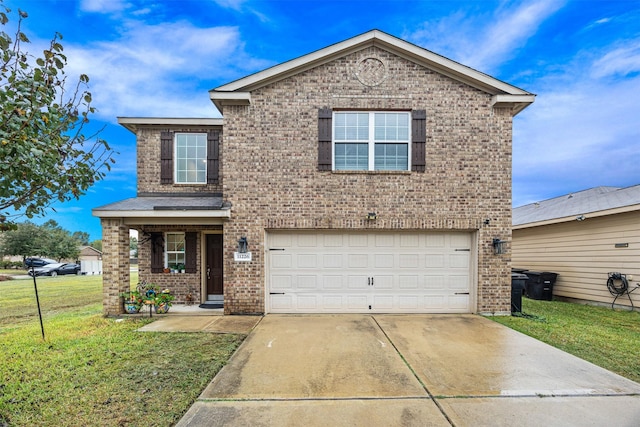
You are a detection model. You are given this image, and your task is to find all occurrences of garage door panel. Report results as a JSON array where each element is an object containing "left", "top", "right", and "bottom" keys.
[
  {"left": 372, "top": 295, "right": 394, "bottom": 309},
  {"left": 399, "top": 275, "right": 419, "bottom": 289},
  {"left": 271, "top": 253, "right": 292, "bottom": 268},
  {"left": 297, "top": 254, "right": 317, "bottom": 268},
  {"left": 271, "top": 275, "right": 292, "bottom": 290},
  {"left": 323, "top": 253, "right": 344, "bottom": 268},
  {"left": 323, "top": 276, "right": 344, "bottom": 289},
  {"left": 375, "top": 234, "right": 394, "bottom": 247},
  {"left": 268, "top": 231, "right": 474, "bottom": 313},
  {"left": 298, "top": 275, "right": 317, "bottom": 289},
  {"left": 425, "top": 254, "right": 445, "bottom": 268},
  {"left": 425, "top": 275, "right": 445, "bottom": 289},
  {"left": 398, "top": 296, "right": 419, "bottom": 309},
  {"left": 347, "top": 295, "right": 368, "bottom": 309},
  {"left": 349, "top": 234, "right": 368, "bottom": 247},
  {"left": 374, "top": 275, "right": 394, "bottom": 289},
  {"left": 298, "top": 234, "right": 317, "bottom": 247},
  {"left": 449, "top": 275, "right": 470, "bottom": 290},
  {"left": 374, "top": 253, "right": 394, "bottom": 268},
  {"left": 399, "top": 254, "right": 420, "bottom": 268},
  {"left": 347, "top": 275, "right": 368, "bottom": 289},
  {"left": 450, "top": 253, "right": 470, "bottom": 268},
  {"left": 449, "top": 295, "right": 470, "bottom": 309},
  {"left": 297, "top": 295, "right": 319, "bottom": 310},
  {"left": 348, "top": 254, "right": 368, "bottom": 268}
]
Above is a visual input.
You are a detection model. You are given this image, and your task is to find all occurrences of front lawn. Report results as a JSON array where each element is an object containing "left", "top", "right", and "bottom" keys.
[
  {"left": 492, "top": 298, "right": 640, "bottom": 383},
  {"left": 0, "top": 275, "right": 244, "bottom": 426}
]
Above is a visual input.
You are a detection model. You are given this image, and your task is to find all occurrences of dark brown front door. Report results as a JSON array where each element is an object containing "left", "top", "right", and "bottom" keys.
[{"left": 206, "top": 234, "right": 223, "bottom": 296}]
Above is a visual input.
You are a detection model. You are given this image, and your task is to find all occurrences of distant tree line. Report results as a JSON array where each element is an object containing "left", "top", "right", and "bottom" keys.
[{"left": 0, "top": 220, "right": 99, "bottom": 263}]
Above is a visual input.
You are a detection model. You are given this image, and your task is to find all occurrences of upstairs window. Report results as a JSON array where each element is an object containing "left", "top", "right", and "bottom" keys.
[
  {"left": 175, "top": 133, "right": 207, "bottom": 184},
  {"left": 160, "top": 131, "right": 220, "bottom": 185},
  {"left": 333, "top": 112, "right": 410, "bottom": 171}
]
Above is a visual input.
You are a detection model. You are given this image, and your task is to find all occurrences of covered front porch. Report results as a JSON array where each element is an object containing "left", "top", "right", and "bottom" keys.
[{"left": 93, "top": 194, "right": 230, "bottom": 315}]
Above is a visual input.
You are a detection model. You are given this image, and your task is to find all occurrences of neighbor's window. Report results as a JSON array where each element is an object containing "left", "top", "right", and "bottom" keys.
[
  {"left": 165, "top": 232, "right": 185, "bottom": 269},
  {"left": 334, "top": 112, "right": 409, "bottom": 171},
  {"left": 175, "top": 133, "right": 207, "bottom": 183}
]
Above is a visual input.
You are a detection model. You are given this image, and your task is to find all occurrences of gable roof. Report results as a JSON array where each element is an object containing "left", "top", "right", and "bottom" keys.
[
  {"left": 210, "top": 29, "right": 535, "bottom": 115},
  {"left": 80, "top": 246, "right": 102, "bottom": 256},
  {"left": 513, "top": 185, "right": 640, "bottom": 228}
]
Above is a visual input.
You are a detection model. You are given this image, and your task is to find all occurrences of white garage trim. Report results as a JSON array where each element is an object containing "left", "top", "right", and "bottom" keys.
[{"left": 266, "top": 230, "right": 476, "bottom": 313}]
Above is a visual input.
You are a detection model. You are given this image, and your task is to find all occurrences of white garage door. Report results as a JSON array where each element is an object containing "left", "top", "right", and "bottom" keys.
[{"left": 267, "top": 231, "right": 474, "bottom": 313}]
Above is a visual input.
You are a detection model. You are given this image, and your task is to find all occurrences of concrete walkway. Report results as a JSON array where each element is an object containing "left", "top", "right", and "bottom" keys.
[{"left": 172, "top": 314, "right": 640, "bottom": 426}]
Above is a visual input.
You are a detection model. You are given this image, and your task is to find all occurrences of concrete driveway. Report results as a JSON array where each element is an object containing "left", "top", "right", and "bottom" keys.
[{"left": 177, "top": 315, "right": 640, "bottom": 427}]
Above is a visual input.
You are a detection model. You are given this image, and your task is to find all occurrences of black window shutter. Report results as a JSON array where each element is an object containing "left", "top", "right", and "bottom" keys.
[
  {"left": 411, "top": 110, "right": 426, "bottom": 172},
  {"left": 160, "top": 131, "right": 174, "bottom": 184},
  {"left": 185, "top": 232, "right": 197, "bottom": 273},
  {"left": 150, "top": 233, "right": 164, "bottom": 273},
  {"left": 207, "top": 131, "right": 220, "bottom": 184},
  {"left": 318, "top": 108, "right": 332, "bottom": 171}
]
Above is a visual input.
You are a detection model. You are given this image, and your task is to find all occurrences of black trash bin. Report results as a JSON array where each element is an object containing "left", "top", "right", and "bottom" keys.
[
  {"left": 511, "top": 272, "right": 528, "bottom": 314},
  {"left": 524, "top": 271, "right": 558, "bottom": 301}
]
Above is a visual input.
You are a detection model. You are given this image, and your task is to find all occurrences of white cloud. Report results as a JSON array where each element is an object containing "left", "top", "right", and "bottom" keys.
[
  {"left": 407, "top": 0, "right": 566, "bottom": 73},
  {"left": 80, "top": 0, "right": 130, "bottom": 13},
  {"left": 60, "top": 20, "right": 272, "bottom": 119},
  {"left": 591, "top": 41, "right": 640, "bottom": 78},
  {"left": 513, "top": 53, "right": 640, "bottom": 205}
]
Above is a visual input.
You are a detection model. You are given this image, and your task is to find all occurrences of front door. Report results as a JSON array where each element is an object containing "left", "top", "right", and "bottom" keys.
[{"left": 206, "top": 234, "right": 224, "bottom": 299}]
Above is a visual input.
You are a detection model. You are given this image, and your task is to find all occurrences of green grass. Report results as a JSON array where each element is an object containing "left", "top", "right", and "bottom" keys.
[
  {"left": 492, "top": 298, "right": 640, "bottom": 383},
  {"left": 0, "top": 275, "right": 244, "bottom": 426}
]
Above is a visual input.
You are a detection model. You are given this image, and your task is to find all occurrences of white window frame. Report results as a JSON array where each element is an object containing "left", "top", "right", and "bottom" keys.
[
  {"left": 174, "top": 133, "right": 207, "bottom": 184},
  {"left": 165, "top": 232, "right": 185, "bottom": 269},
  {"left": 332, "top": 111, "right": 411, "bottom": 171}
]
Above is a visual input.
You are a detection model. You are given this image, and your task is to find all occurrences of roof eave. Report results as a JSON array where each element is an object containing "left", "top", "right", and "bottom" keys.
[
  {"left": 209, "top": 92, "right": 251, "bottom": 113},
  {"left": 491, "top": 94, "right": 536, "bottom": 116},
  {"left": 209, "top": 29, "right": 534, "bottom": 108},
  {"left": 117, "top": 117, "right": 224, "bottom": 133},
  {"left": 513, "top": 203, "right": 640, "bottom": 229}
]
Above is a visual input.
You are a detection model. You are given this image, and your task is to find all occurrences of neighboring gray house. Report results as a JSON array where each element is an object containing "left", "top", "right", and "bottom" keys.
[
  {"left": 94, "top": 30, "right": 534, "bottom": 316},
  {"left": 513, "top": 185, "right": 640, "bottom": 309}
]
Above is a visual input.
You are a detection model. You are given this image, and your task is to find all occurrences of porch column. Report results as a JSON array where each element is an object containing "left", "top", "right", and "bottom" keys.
[{"left": 101, "top": 218, "right": 130, "bottom": 315}]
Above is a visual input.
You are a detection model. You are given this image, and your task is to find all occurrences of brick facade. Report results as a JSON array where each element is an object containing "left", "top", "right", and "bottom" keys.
[
  {"left": 221, "top": 46, "right": 513, "bottom": 314},
  {"left": 99, "top": 35, "right": 527, "bottom": 316},
  {"left": 101, "top": 218, "right": 130, "bottom": 315},
  {"left": 136, "top": 126, "right": 223, "bottom": 194}
]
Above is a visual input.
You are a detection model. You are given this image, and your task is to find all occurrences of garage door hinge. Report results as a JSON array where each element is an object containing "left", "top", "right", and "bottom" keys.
[
  {"left": 269, "top": 248, "right": 285, "bottom": 251},
  {"left": 270, "top": 292, "right": 285, "bottom": 295},
  {"left": 455, "top": 249, "right": 470, "bottom": 251},
  {"left": 455, "top": 292, "right": 470, "bottom": 295}
]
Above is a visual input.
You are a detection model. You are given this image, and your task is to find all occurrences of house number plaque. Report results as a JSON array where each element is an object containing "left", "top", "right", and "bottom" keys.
[{"left": 234, "top": 252, "right": 252, "bottom": 262}]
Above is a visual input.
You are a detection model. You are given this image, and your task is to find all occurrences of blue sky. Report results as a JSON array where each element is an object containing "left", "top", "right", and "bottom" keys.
[{"left": 3, "top": 0, "right": 639, "bottom": 241}]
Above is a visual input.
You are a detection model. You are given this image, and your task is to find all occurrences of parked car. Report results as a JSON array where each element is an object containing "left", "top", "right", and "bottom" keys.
[
  {"left": 28, "top": 263, "right": 81, "bottom": 277},
  {"left": 24, "top": 257, "right": 57, "bottom": 268}
]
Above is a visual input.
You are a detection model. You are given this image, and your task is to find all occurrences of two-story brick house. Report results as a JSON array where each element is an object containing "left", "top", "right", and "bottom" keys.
[{"left": 94, "top": 30, "right": 534, "bottom": 316}]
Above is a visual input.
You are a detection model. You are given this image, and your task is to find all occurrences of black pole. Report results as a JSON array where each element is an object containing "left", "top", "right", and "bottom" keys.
[{"left": 31, "top": 266, "right": 45, "bottom": 340}]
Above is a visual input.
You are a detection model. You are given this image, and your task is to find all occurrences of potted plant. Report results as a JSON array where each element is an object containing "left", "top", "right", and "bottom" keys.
[
  {"left": 154, "top": 289, "right": 175, "bottom": 314},
  {"left": 177, "top": 263, "right": 185, "bottom": 273},
  {"left": 119, "top": 290, "right": 143, "bottom": 314}
]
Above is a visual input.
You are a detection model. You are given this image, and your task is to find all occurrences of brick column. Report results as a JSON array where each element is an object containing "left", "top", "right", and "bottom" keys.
[{"left": 101, "top": 218, "right": 130, "bottom": 315}]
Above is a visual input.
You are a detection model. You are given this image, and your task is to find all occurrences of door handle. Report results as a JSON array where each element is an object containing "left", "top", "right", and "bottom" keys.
[{"left": 207, "top": 267, "right": 210, "bottom": 280}]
